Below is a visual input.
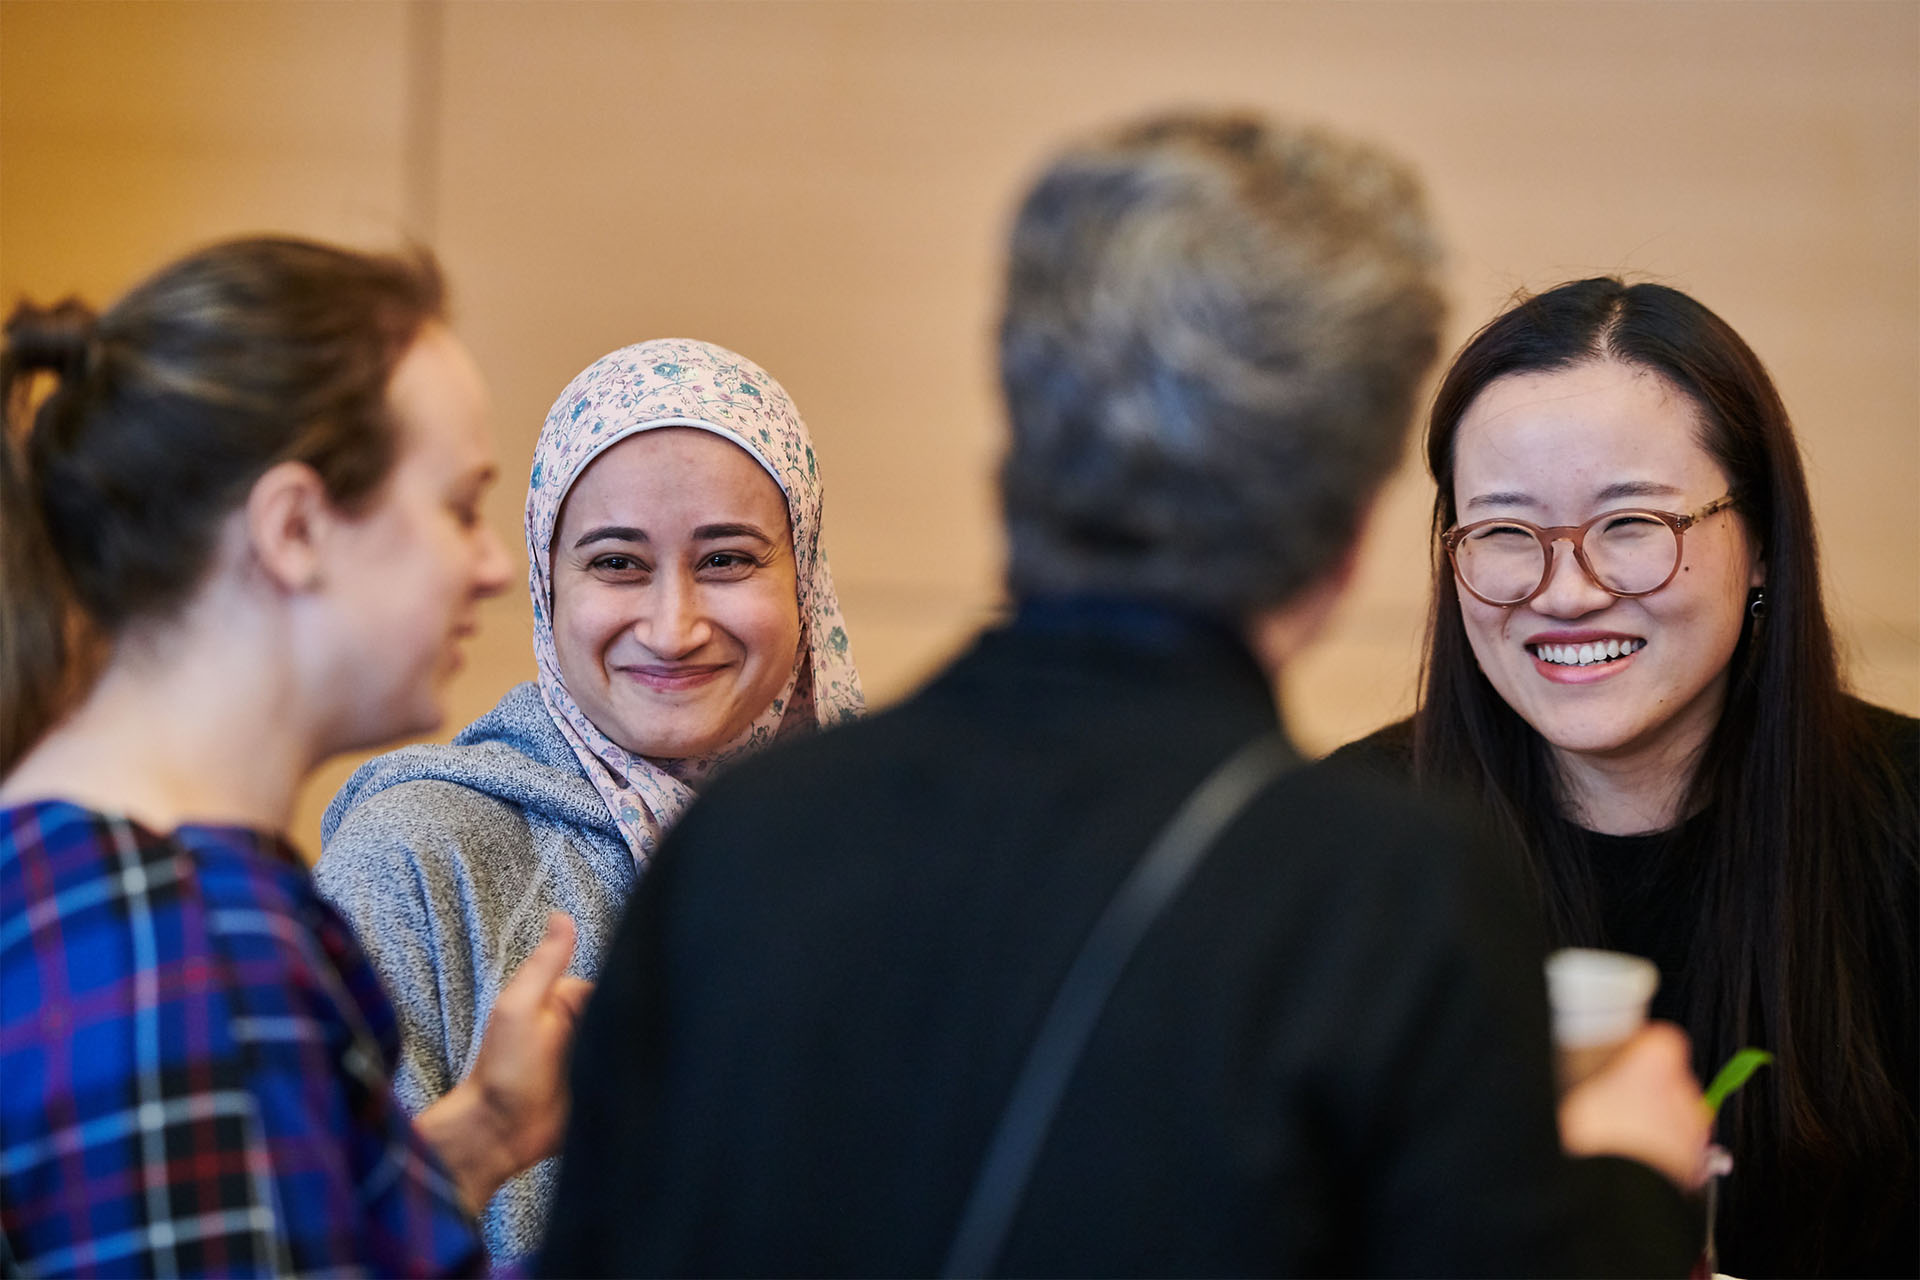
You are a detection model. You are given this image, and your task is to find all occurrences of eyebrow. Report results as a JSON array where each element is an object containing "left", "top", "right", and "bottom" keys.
[
  {"left": 570, "top": 522, "right": 776, "bottom": 549},
  {"left": 1593, "top": 480, "right": 1688, "bottom": 503},
  {"left": 693, "top": 522, "right": 775, "bottom": 546},
  {"left": 573, "top": 525, "right": 648, "bottom": 549},
  {"left": 1463, "top": 479, "right": 1689, "bottom": 513},
  {"left": 1462, "top": 490, "right": 1537, "bottom": 512}
]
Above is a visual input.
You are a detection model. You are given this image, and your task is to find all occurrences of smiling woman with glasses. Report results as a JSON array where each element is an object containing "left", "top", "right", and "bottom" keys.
[{"left": 1337, "top": 277, "right": 1916, "bottom": 1279}]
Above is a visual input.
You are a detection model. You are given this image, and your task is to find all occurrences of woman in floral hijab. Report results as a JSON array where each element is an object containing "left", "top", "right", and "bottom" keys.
[
  {"left": 528, "top": 337, "right": 861, "bottom": 860},
  {"left": 317, "top": 338, "right": 862, "bottom": 1263}
]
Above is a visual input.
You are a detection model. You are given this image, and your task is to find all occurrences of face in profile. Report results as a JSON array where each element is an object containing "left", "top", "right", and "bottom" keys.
[
  {"left": 550, "top": 427, "right": 801, "bottom": 761},
  {"left": 1449, "top": 358, "right": 1764, "bottom": 776},
  {"left": 324, "top": 324, "right": 513, "bottom": 745}
]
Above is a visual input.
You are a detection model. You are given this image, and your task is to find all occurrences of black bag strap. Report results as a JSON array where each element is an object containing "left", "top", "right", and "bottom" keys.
[{"left": 940, "top": 734, "right": 1295, "bottom": 1278}]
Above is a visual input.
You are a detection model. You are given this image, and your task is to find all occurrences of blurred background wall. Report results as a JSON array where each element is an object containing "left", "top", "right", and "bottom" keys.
[{"left": 3, "top": 0, "right": 1915, "bottom": 857}]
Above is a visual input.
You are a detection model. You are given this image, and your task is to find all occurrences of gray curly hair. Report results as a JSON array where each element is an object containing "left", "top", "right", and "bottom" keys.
[{"left": 998, "top": 111, "right": 1447, "bottom": 615}]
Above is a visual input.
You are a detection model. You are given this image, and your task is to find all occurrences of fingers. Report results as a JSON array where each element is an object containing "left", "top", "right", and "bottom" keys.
[
  {"left": 1558, "top": 1020, "right": 1711, "bottom": 1189},
  {"left": 552, "top": 975, "right": 595, "bottom": 1022},
  {"left": 1616, "top": 1021, "right": 1691, "bottom": 1071},
  {"left": 1621, "top": 1024, "right": 1713, "bottom": 1139}
]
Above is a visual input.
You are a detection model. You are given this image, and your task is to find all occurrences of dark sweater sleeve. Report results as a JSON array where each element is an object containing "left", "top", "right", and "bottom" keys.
[
  {"left": 1562, "top": 1156, "right": 1706, "bottom": 1278},
  {"left": 1322, "top": 716, "right": 1416, "bottom": 781}
]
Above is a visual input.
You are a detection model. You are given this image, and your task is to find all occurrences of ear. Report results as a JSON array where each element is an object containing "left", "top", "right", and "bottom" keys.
[
  {"left": 1310, "top": 490, "right": 1380, "bottom": 603},
  {"left": 243, "top": 460, "right": 334, "bottom": 593},
  {"left": 1242, "top": 495, "right": 1379, "bottom": 679}
]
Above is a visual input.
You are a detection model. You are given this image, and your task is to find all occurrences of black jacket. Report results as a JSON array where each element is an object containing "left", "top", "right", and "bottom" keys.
[{"left": 542, "top": 603, "right": 1695, "bottom": 1277}]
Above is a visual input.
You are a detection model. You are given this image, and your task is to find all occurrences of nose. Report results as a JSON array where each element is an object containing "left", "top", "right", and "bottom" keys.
[
  {"left": 473, "top": 523, "right": 513, "bottom": 599},
  {"left": 1528, "top": 538, "right": 1614, "bottom": 618},
  {"left": 636, "top": 570, "right": 712, "bottom": 659}
]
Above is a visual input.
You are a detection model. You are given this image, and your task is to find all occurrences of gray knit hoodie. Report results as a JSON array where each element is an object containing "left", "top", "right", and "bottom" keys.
[{"left": 315, "top": 682, "right": 634, "bottom": 1267}]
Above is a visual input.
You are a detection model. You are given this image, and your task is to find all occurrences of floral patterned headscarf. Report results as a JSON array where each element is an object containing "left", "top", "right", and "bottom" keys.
[{"left": 527, "top": 338, "right": 863, "bottom": 865}]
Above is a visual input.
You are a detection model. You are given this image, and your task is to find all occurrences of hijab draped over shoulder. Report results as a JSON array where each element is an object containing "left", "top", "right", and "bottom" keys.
[{"left": 527, "top": 338, "right": 863, "bottom": 863}]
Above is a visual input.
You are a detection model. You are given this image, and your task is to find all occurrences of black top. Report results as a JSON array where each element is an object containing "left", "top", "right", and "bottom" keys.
[
  {"left": 541, "top": 602, "right": 1694, "bottom": 1277},
  {"left": 1332, "top": 702, "right": 1919, "bottom": 1279}
]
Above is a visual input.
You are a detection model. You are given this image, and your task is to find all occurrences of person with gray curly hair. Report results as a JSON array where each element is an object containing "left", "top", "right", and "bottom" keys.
[
  {"left": 999, "top": 114, "right": 1444, "bottom": 615},
  {"left": 540, "top": 112, "right": 1708, "bottom": 1277}
]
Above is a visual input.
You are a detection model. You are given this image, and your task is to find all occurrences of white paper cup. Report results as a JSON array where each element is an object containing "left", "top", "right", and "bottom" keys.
[{"left": 1544, "top": 947, "right": 1660, "bottom": 1089}]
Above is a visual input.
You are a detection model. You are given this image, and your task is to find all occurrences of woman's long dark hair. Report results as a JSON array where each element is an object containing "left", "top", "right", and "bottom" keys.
[{"left": 1415, "top": 278, "right": 1914, "bottom": 1272}]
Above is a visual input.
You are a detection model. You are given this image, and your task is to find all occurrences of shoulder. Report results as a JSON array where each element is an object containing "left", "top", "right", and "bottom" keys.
[
  {"left": 0, "top": 805, "right": 334, "bottom": 972},
  {"left": 328, "top": 775, "right": 529, "bottom": 851},
  {"left": 166, "top": 824, "right": 357, "bottom": 986},
  {"left": 1852, "top": 697, "right": 1919, "bottom": 778},
  {"left": 1, "top": 803, "right": 213, "bottom": 982},
  {"left": 1322, "top": 716, "right": 1417, "bottom": 784},
  {"left": 1258, "top": 744, "right": 1509, "bottom": 881},
  {"left": 448, "top": 681, "right": 577, "bottom": 762},
  {"left": 0, "top": 808, "right": 387, "bottom": 1103},
  {"left": 311, "top": 775, "right": 572, "bottom": 977},
  {"left": 660, "top": 694, "right": 997, "bottom": 868},
  {"left": 2, "top": 799, "right": 182, "bottom": 890},
  {"left": 1852, "top": 696, "right": 1919, "bottom": 861},
  {"left": 321, "top": 685, "right": 616, "bottom": 849},
  {"left": 1218, "top": 746, "right": 1543, "bottom": 971},
  {"left": 0, "top": 804, "right": 325, "bottom": 961},
  {"left": 1838, "top": 698, "right": 1919, "bottom": 853},
  {"left": 681, "top": 695, "right": 930, "bottom": 814},
  {"left": 318, "top": 776, "right": 527, "bottom": 889}
]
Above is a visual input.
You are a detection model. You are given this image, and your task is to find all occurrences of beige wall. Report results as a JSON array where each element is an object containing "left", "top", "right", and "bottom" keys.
[{"left": 4, "top": 0, "right": 1915, "bottom": 857}]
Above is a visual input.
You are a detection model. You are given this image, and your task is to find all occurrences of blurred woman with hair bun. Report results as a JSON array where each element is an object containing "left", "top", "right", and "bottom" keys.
[{"left": 0, "top": 236, "right": 587, "bottom": 1276}]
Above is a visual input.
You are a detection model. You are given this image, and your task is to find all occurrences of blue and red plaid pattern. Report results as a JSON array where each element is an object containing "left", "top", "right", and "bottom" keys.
[{"left": 1, "top": 801, "right": 484, "bottom": 1277}]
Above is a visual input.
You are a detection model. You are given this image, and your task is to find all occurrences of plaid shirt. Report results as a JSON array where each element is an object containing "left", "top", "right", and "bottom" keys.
[{"left": 1, "top": 801, "right": 484, "bottom": 1278}]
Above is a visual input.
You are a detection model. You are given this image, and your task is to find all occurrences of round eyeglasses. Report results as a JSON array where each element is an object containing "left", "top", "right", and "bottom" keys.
[{"left": 1441, "top": 494, "right": 1737, "bottom": 608}]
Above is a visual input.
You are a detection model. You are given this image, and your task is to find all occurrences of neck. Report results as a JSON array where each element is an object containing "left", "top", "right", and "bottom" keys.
[
  {"left": 1549, "top": 699, "right": 1724, "bottom": 836},
  {"left": 0, "top": 596, "right": 317, "bottom": 836},
  {"left": 1553, "top": 753, "right": 1695, "bottom": 836}
]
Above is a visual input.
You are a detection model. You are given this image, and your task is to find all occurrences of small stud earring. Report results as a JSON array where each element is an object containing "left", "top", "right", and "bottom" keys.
[{"left": 1748, "top": 588, "right": 1767, "bottom": 620}]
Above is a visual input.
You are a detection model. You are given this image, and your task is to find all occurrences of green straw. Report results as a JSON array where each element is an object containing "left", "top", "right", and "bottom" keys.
[{"left": 1704, "top": 1048, "right": 1773, "bottom": 1116}]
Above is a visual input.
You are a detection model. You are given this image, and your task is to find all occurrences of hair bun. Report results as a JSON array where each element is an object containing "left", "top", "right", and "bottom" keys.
[{"left": 4, "top": 298, "right": 98, "bottom": 383}]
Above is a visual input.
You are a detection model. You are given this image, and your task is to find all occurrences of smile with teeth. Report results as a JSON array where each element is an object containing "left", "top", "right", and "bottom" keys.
[{"left": 1530, "top": 638, "right": 1644, "bottom": 667}]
